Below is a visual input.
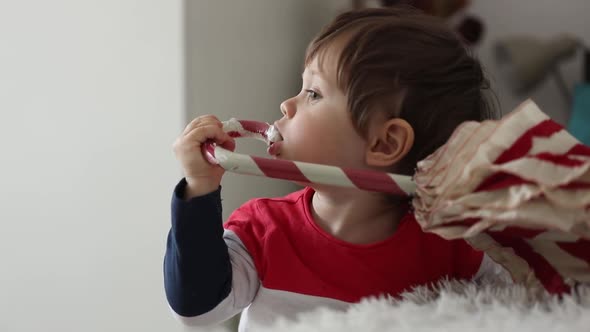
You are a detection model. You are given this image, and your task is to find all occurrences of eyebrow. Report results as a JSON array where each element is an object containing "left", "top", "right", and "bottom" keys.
[{"left": 302, "top": 69, "right": 320, "bottom": 79}]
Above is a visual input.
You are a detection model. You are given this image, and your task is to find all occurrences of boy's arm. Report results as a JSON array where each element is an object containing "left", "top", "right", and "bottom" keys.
[{"left": 164, "top": 178, "right": 259, "bottom": 326}]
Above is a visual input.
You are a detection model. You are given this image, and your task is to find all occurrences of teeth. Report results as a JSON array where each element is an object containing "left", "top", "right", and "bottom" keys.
[{"left": 266, "top": 125, "right": 283, "bottom": 143}]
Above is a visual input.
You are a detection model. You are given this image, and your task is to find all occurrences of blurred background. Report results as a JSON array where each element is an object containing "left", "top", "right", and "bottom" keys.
[{"left": 0, "top": 1, "right": 588, "bottom": 331}]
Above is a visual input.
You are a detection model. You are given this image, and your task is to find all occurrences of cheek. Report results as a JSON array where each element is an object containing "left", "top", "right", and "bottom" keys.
[
  {"left": 290, "top": 123, "right": 325, "bottom": 149},
  {"left": 323, "top": 123, "right": 367, "bottom": 165},
  {"left": 306, "top": 126, "right": 357, "bottom": 162}
]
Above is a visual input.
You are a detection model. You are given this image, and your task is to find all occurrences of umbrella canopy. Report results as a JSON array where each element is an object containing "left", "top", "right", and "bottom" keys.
[{"left": 413, "top": 99, "right": 590, "bottom": 294}]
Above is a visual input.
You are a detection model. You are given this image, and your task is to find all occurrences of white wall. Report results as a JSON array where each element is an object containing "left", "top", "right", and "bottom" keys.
[
  {"left": 185, "top": 0, "right": 348, "bottom": 220},
  {"left": 0, "top": 1, "right": 349, "bottom": 331},
  {"left": 469, "top": 0, "right": 590, "bottom": 124},
  {"left": 0, "top": 1, "right": 184, "bottom": 331}
]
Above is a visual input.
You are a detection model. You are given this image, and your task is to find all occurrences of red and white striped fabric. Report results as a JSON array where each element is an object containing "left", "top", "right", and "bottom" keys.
[
  {"left": 413, "top": 99, "right": 590, "bottom": 294},
  {"left": 204, "top": 99, "right": 590, "bottom": 294}
]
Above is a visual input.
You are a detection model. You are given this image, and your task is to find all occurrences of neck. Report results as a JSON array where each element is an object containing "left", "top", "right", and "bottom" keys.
[{"left": 310, "top": 186, "right": 407, "bottom": 245}]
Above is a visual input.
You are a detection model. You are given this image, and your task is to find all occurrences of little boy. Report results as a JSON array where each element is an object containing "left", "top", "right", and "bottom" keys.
[{"left": 165, "top": 7, "right": 506, "bottom": 332}]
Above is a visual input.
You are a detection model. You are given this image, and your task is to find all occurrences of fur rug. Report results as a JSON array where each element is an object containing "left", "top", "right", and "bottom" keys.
[
  {"left": 210, "top": 279, "right": 590, "bottom": 332},
  {"left": 262, "top": 279, "right": 590, "bottom": 332}
]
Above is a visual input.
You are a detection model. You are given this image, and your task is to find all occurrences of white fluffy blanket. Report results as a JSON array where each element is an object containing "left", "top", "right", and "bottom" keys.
[{"left": 209, "top": 279, "right": 590, "bottom": 332}]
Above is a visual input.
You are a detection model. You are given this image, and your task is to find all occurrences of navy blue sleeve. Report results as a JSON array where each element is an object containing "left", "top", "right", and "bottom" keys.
[{"left": 164, "top": 178, "right": 232, "bottom": 317}]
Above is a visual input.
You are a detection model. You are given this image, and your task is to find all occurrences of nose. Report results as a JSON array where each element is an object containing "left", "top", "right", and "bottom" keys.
[{"left": 280, "top": 97, "right": 296, "bottom": 119}]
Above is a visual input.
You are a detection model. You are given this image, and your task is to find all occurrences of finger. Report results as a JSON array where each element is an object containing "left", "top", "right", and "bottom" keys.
[
  {"left": 182, "top": 115, "right": 222, "bottom": 136},
  {"left": 184, "top": 124, "right": 233, "bottom": 147},
  {"left": 182, "top": 115, "right": 220, "bottom": 136}
]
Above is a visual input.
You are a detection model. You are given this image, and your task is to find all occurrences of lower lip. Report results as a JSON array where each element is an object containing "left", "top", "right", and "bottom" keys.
[{"left": 268, "top": 141, "right": 283, "bottom": 156}]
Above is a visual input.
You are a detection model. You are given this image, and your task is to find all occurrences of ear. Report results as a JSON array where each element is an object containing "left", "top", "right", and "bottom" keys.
[{"left": 365, "top": 118, "right": 414, "bottom": 168}]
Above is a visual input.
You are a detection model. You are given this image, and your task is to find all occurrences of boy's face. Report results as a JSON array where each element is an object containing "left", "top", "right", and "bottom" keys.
[{"left": 271, "top": 41, "right": 368, "bottom": 169}]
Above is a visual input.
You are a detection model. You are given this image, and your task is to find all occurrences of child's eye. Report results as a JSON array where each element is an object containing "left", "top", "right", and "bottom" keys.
[{"left": 305, "top": 89, "right": 322, "bottom": 102}]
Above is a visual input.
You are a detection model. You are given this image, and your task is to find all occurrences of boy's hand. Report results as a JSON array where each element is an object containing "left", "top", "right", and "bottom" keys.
[{"left": 173, "top": 115, "right": 235, "bottom": 199}]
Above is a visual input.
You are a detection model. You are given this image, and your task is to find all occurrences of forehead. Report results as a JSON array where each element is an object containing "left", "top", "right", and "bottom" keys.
[{"left": 304, "top": 31, "right": 354, "bottom": 83}]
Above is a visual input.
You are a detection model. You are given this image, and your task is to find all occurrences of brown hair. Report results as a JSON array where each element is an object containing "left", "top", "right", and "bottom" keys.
[{"left": 305, "top": 6, "right": 496, "bottom": 175}]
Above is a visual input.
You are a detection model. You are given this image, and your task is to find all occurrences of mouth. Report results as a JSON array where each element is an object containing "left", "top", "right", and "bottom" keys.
[
  {"left": 267, "top": 141, "right": 283, "bottom": 156},
  {"left": 266, "top": 123, "right": 283, "bottom": 143},
  {"left": 267, "top": 123, "right": 283, "bottom": 156}
]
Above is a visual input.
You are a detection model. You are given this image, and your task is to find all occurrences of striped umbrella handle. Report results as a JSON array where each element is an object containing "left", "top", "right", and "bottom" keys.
[{"left": 202, "top": 119, "right": 415, "bottom": 197}]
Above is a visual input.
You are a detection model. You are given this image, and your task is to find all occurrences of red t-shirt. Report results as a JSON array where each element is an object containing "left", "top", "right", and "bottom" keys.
[{"left": 225, "top": 187, "right": 483, "bottom": 303}]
